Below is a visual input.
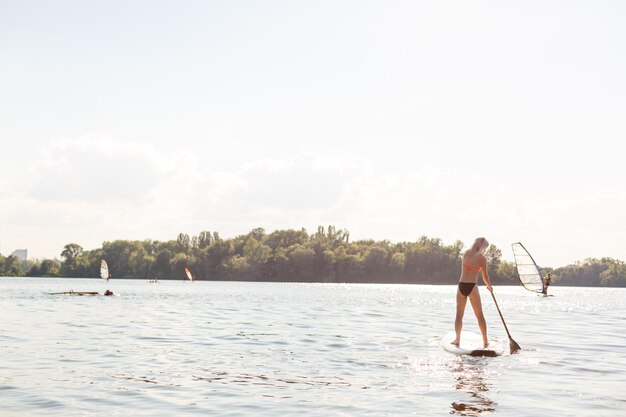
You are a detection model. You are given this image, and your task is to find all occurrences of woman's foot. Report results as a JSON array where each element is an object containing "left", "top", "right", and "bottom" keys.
[{"left": 451, "top": 339, "right": 460, "bottom": 347}]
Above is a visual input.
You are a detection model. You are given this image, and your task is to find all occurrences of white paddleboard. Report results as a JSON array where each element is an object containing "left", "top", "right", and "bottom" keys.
[{"left": 441, "top": 331, "right": 503, "bottom": 357}]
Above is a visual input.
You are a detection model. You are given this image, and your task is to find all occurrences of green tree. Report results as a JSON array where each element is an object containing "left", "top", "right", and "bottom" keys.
[
  {"left": 61, "top": 243, "right": 84, "bottom": 277},
  {"left": 197, "top": 231, "right": 213, "bottom": 249},
  {"left": 265, "top": 229, "right": 309, "bottom": 251},
  {"left": 334, "top": 246, "right": 362, "bottom": 282},
  {"left": 318, "top": 249, "right": 336, "bottom": 282},
  {"left": 599, "top": 260, "right": 626, "bottom": 287},
  {"left": 102, "top": 241, "right": 133, "bottom": 278},
  {"left": 129, "top": 245, "right": 154, "bottom": 278},
  {"left": 153, "top": 249, "right": 172, "bottom": 278},
  {"left": 362, "top": 246, "right": 388, "bottom": 281},
  {"left": 495, "top": 261, "right": 518, "bottom": 285},
  {"left": 200, "top": 239, "right": 233, "bottom": 280},
  {"left": 243, "top": 237, "right": 271, "bottom": 279},
  {"left": 2, "top": 256, "right": 24, "bottom": 276},
  {"left": 28, "top": 259, "right": 61, "bottom": 277},
  {"left": 247, "top": 227, "right": 266, "bottom": 242},
  {"left": 46, "top": 227, "right": 625, "bottom": 286},
  {"left": 389, "top": 252, "right": 406, "bottom": 279},
  {"left": 224, "top": 255, "right": 249, "bottom": 280},
  {"left": 171, "top": 253, "right": 189, "bottom": 280},
  {"left": 176, "top": 233, "right": 191, "bottom": 254},
  {"left": 61, "top": 243, "right": 83, "bottom": 262},
  {"left": 404, "top": 243, "right": 427, "bottom": 282},
  {"left": 289, "top": 245, "right": 316, "bottom": 282}
]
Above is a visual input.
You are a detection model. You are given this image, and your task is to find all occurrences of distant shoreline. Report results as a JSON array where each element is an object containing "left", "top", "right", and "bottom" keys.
[
  {"left": 2, "top": 275, "right": 619, "bottom": 288},
  {"left": 3, "top": 226, "right": 625, "bottom": 287}
]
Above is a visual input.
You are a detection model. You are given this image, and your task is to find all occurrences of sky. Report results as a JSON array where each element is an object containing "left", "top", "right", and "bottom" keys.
[{"left": 1, "top": 0, "right": 625, "bottom": 267}]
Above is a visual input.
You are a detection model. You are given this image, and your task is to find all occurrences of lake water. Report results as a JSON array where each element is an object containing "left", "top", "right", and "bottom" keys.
[{"left": 1, "top": 278, "right": 625, "bottom": 416}]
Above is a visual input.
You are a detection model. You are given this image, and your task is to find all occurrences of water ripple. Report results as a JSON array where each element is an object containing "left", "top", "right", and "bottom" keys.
[{"left": 1, "top": 278, "right": 625, "bottom": 416}]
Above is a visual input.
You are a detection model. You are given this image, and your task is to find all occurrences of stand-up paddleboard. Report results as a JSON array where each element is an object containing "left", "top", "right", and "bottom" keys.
[
  {"left": 49, "top": 291, "right": 99, "bottom": 296},
  {"left": 441, "top": 331, "right": 503, "bottom": 357}
]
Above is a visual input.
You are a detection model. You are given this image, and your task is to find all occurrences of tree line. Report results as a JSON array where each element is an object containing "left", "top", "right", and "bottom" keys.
[{"left": 2, "top": 226, "right": 625, "bottom": 287}]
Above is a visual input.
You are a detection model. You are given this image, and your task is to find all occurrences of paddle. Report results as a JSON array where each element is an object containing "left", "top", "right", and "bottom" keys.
[{"left": 489, "top": 290, "right": 521, "bottom": 354}]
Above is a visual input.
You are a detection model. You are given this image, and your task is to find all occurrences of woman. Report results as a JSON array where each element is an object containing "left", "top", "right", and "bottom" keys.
[{"left": 451, "top": 237, "right": 493, "bottom": 348}]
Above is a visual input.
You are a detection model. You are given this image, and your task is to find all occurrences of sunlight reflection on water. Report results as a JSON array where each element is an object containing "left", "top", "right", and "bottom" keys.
[{"left": 1, "top": 278, "right": 625, "bottom": 416}]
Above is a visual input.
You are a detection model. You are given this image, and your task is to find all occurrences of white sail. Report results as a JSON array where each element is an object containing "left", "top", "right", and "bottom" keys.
[
  {"left": 511, "top": 242, "right": 544, "bottom": 293},
  {"left": 100, "top": 259, "right": 110, "bottom": 281}
]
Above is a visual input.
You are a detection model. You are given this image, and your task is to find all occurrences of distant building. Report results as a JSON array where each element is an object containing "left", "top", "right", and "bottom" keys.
[{"left": 11, "top": 249, "right": 27, "bottom": 261}]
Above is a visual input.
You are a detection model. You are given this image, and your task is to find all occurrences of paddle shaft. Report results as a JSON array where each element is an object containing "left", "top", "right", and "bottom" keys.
[{"left": 489, "top": 291, "right": 514, "bottom": 340}]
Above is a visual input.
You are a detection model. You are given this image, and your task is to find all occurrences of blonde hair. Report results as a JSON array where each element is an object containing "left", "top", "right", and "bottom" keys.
[{"left": 467, "top": 237, "right": 489, "bottom": 255}]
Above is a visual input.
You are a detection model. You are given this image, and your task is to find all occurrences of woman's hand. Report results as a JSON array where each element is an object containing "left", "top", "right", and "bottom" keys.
[{"left": 486, "top": 284, "right": 493, "bottom": 293}]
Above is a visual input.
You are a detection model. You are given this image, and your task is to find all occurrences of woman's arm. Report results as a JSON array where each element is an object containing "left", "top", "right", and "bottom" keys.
[{"left": 481, "top": 256, "right": 493, "bottom": 292}]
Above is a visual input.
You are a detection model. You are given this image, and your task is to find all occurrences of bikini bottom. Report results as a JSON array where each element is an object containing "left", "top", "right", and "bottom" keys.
[{"left": 458, "top": 282, "right": 476, "bottom": 297}]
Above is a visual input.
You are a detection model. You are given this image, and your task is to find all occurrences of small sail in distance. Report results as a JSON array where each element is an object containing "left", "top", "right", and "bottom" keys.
[{"left": 100, "top": 259, "right": 110, "bottom": 281}]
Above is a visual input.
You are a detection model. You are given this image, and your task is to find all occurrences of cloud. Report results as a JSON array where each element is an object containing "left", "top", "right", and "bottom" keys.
[
  {"left": 176, "top": 153, "right": 373, "bottom": 237},
  {"left": 8, "top": 135, "right": 625, "bottom": 267},
  {"left": 29, "top": 134, "right": 168, "bottom": 202},
  {"left": 238, "top": 154, "right": 369, "bottom": 210},
  {"left": 507, "top": 191, "right": 626, "bottom": 264}
]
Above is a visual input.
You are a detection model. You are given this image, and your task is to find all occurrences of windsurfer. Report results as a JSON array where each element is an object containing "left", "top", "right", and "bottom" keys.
[
  {"left": 452, "top": 237, "right": 494, "bottom": 349},
  {"left": 543, "top": 273, "right": 552, "bottom": 295}
]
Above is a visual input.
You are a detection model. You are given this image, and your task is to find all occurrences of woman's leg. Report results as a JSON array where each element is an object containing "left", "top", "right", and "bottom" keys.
[
  {"left": 452, "top": 288, "right": 468, "bottom": 346},
  {"left": 468, "top": 287, "right": 488, "bottom": 348}
]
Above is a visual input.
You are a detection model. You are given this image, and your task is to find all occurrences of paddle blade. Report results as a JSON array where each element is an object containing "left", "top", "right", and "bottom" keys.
[{"left": 509, "top": 338, "right": 522, "bottom": 354}]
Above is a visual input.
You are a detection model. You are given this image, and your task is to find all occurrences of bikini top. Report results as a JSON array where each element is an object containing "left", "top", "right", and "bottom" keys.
[{"left": 463, "top": 264, "right": 481, "bottom": 272}]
